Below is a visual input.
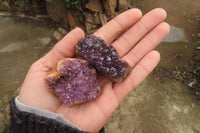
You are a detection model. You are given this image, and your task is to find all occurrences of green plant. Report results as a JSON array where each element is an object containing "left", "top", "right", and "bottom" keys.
[
  {"left": 0, "top": 128, "right": 4, "bottom": 133},
  {"left": 65, "top": 0, "right": 81, "bottom": 8},
  {"left": 65, "top": 0, "right": 89, "bottom": 8},
  {"left": 193, "top": 42, "right": 200, "bottom": 47},
  {"left": 174, "top": 67, "right": 183, "bottom": 80},
  {"left": 14, "top": 0, "right": 30, "bottom": 8}
]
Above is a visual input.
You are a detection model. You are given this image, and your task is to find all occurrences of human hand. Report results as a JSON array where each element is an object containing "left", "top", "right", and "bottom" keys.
[{"left": 19, "top": 8, "right": 170, "bottom": 132}]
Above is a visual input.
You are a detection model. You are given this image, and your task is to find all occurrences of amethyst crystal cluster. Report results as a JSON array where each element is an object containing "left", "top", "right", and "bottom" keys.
[
  {"left": 44, "top": 58, "right": 102, "bottom": 106},
  {"left": 76, "top": 34, "right": 132, "bottom": 82},
  {"left": 45, "top": 34, "right": 132, "bottom": 106}
]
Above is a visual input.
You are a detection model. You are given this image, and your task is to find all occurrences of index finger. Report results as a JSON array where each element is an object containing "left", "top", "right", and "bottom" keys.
[{"left": 94, "top": 8, "right": 142, "bottom": 44}]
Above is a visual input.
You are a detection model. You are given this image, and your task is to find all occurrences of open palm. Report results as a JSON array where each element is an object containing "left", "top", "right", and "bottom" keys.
[{"left": 19, "top": 8, "right": 170, "bottom": 132}]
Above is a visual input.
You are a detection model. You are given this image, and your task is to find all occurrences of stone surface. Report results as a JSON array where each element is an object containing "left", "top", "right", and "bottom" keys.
[
  {"left": 0, "top": 37, "right": 51, "bottom": 53},
  {"left": 45, "top": 58, "right": 102, "bottom": 106},
  {"left": 83, "top": 12, "right": 98, "bottom": 32},
  {"left": 162, "top": 25, "right": 188, "bottom": 43},
  {"left": 53, "top": 30, "right": 63, "bottom": 41},
  {"left": 0, "top": 41, "right": 30, "bottom": 53},
  {"left": 85, "top": 21, "right": 97, "bottom": 32},
  {"left": 99, "top": 12, "right": 107, "bottom": 25},
  {"left": 35, "top": 15, "right": 50, "bottom": 19},
  {"left": 85, "top": 0, "right": 102, "bottom": 12},
  {"left": 103, "top": 0, "right": 117, "bottom": 16},
  {"left": 0, "top": 1, "right": 10, "bottom": 11},
  {"left": 79, "top": 14, "right": 85, "bottom": 23},
  {"left": 87, "top": 28, "right": 98, "bottom": 34},
  {"left": 0, "top": 11, "right": 11, "bottom": 16},
  {"left": 118, "top": 0, "right": 128, "bottom": 12},
  {"left": 46, "top": 0, "right": 68, "bottom": 28},
  {"left": 66, "top": 9, "right": 85, "bottom": 31},
  {"left": 37, "top": 37, "right": 51, "bottom": 46},
  {"left": 53, "top": 27, "right": 68, "bottom": 41},
  {"left": 58, "top": 27, "right": 67, "bottom": 35},
  {"left": 70, "top": 9, "right": 81, "bottom": 17},
  {"left": 94, "top": 13, "right": 101, "bottom": 25},
  {"left": 67, "top": 10, "right": 76, "bottom": 29},
  {"left": 197, "top": 33, "right": 200, "bottom": 38},
  {"left": 83, "top": 12, "right": 94, "bottom": 24},
  {"left": 76, "top": 35, "right": 131, "bottom": 82}
]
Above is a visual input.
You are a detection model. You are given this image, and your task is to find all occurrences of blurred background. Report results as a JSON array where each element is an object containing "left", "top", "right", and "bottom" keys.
[{"left": 0, "top": 0, "right": 200, "bottom": 132}]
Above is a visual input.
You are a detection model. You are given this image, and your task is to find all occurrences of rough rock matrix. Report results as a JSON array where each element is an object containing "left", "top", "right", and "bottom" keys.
[
  {"left": 76, "top": 34, "right": 132, "bottom": 82},
  {"left": 44, "top": 58, "right": 102, "bottom": 106}
]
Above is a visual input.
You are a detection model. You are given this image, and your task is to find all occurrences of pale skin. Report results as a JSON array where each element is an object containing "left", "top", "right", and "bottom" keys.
[{"left": 19, "top": 8, "right": 170, "bottom": 132}]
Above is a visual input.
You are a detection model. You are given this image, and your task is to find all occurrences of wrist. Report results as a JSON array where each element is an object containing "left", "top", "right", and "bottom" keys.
[{"left": 15, "top": 96, "right": 82, "bottom": 130}]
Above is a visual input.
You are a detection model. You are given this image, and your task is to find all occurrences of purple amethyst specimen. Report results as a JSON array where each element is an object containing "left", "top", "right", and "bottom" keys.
[
  {"left": 75, "top": 34, "right": 132, "bottom": 82},
  {"left": 44, "top": 58, "right": 102, "bottom": 106}
]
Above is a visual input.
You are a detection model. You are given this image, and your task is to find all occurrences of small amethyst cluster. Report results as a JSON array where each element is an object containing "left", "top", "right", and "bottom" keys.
[
  {"left": 44, "top": 58, "right": 101, "bottom": 106},
  {"left": 76, "top": 34, "right": 132, "bottom": 82}
]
